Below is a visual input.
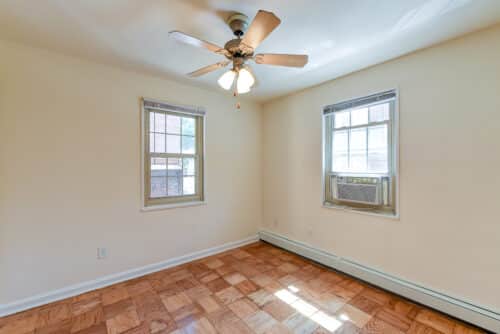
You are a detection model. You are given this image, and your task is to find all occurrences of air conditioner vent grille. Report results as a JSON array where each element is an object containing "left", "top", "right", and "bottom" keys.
[{"left": 337, "top": 183, "right": 378, "bottom": 204}]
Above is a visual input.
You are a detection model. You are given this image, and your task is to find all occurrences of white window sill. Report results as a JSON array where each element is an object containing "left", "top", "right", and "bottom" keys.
[
  {"left": 322, "top": 202, "right": 399, "bottom": 220},
  {"left": 141, "top": 200, "right": 207, "bottom": 212}
]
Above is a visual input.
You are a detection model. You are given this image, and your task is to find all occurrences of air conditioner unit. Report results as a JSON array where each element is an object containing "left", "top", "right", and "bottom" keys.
[{"left": 332, "top": 175, "right": 389, "bottom": 206}]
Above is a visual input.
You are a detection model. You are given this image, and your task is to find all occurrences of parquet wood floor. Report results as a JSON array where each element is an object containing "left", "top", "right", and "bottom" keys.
[{"left": 0, "top": 242, "right": 486, "bottom": 334}]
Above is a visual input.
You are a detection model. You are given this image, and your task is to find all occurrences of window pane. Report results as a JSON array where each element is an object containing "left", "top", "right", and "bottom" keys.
[
  {"left": 350, "top": 107, "right": 368, "bottom": 126},
  {"left": 150, "top": 157, "right": 167, "bottom": 198},
  {"left": 183, "top": 176, "right": 195, "bottom": 195},
  {"left": 154, "top": 112, "right": 165, "bottom": 133},
  {"left": 349, "top": 127, "right": 367, "bottom": 172},
  {"left": 182, "top": 117, "right": 196, "bottom": 136},
  {"left": 149, "top": 133, "right": 154, "bottom": 153},
  {"left": 167, "top": 158, "right": 182, "bottom": 176},
  {"left": 368, "top": 125, "right": 388, "bottom": 173},
  {"left": 166, "top": 134, "right": 181, "bottom": 154},
  {"left": 154, "top": 133, "right": 165, "bottom": 153},
  {"left": 167, "top": 176, "right": 182, "bottom": 196},
  {"left": 183, "top": 158, "right": 195, "bottom": 176},
  {"left": 182, "top": 136, "right": 195, "bottom": 154},
  {"left": 369, "top": 103, "right": 389, "bottom": 122},
  {"left": 332, "top": 130, "right": 348, "bottom": 172},
  {"left": 368, "top": 125, "right": 388, "bottom": 150},
  {"left": 334, "top": 111, "right": 350, "bottom": 128},
  {"left": 167, "top": 115, "right": 181, "bottom": 134},
  {"left": 151, "top": 177, "right": 167, "bottom": 198},
  {"left": 149, "top": 112, "right": 155, "bottom": 132}
]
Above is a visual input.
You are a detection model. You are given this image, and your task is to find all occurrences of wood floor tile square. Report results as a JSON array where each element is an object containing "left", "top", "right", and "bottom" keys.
[
  {"left": 205, "top": 278, "right": 230, "bottom": 293},
  {"left": 278, "top": 275, "right": 301, "bottom": 287},
  {"left": 36, "top": 303, "right": 72, "bottom": 328},
  {"left": 215, "top": 265, "right": 236, "bottom": 276},
  {"left": 132, "top": 292, "right": 165, "bottom": 322},
  {"left": 223, "top": 272, "right": 247, "bottom": 285},
  {"left": 207, "top": 308, "right": 254, "bottom": 334},
  {"left": 72, "top": 297, "right": 102, "bottom": 317},
  {"left": 101, "top": 287, "right": 129, "bottom": 306},
  {"left": 244, "top": 310, "right": 278, "bottom": 334},
  {"left": 348, "top": 295, "right": 382, "bottom": 316},
  {"left": 169, "top": 269, "right": 193, "bottom": 282},
  {"left": 103, "top": 298, "right": 135, "bottom": 320},
  {"left": 263, "top": 323, "right": 293, "bottom": 334},
  {"left": 336, "top": 304, "right": 372, "bottom": 328},
  {"left": 375, "top": 308, "right": 412, "bottom": 332},
  {"left": 180, "top": 317, "right": 217, "bottom": 334},
  {"left": 0, "top": 311, "right": 39, "bottom": 334},
  {"left": 176, "top": 277, "right": 199, "bottom": 290},
  {"left": 170, "top": 303, "right": 203, "bottom": 327},
  {"left": 215, "top": 286, "right": 244, "bottom": 305},
  {"left": 277, "top": 263, "right": 299, "bottom": 274},
  {"left": 453, "top": 323, "right": 485, "bottom": 334},
  {"left": 105, "top": 309, "right": 140, "bottom": 334},
  {"left": 72, "top": 323, "right": 107, "bottom": 334},
  {"left": 360, "top": 317, "right": 404, "bottom": 334},
  {"left": 235, "top": 279, "right": 259, "bottom": 295},
  {"left": 125, "top": 281, "right": 152, "bottom": 297},
  {"left": 160, "top": 292, "right": 192, "bottom": 313},
  {"left": 248, "top": 289, "right": 276, "bottom": 307},
  {"left": 185, "top": 284, "right": 212, "bottom": 301},
  {"left": 35, "top": 318, "right": 72, "bottom": 334},
  {"left": 406, "top": 321, "right": 443, "bottom": 334},
  {"left": 283, "top": 312, "right": 318, "bottom": 333},
  {"left": 203, "top": 259, "right": 224, "bottom": 270},
  {"left": 263, "top": 300, "right": 296, "bottom": 321},
  {"left": 251, "top": 274, "right": 274, "bottom": 288},
  {"left": 71, "top": 307, "right": 104, "bottom": 333},
  {"left": 360, "top": 288, "right": 391, "bottom": 305},
  {"left": 227, "top": 298, "right": 259, "bottom": 319},
  {"left": 415, "top": 310, "right": 455, "bottom": 334},
  {"left": 196, "top": 296, "right": 221, "bottom": 314},
  {"left": 140, "top": 309, "right": 176, "bottom": 334},
  {"left": 199, "top": 272, "right": 219, "bottom": 284}
]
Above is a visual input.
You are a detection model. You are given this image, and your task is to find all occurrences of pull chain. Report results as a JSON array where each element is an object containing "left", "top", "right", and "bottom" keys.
[{"left": 233, "top": 90, "right": 241, "bottom": 110}]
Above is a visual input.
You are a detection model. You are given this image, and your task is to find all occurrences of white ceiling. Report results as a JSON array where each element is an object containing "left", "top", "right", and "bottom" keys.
[{"left": 1, "top": 0, "right": 499, "bottom": 101}]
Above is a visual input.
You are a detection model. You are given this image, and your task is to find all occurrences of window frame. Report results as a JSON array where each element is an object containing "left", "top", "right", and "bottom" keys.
[
  {"left": 141, "top": 97, "right": 206, "bottom": 211},
  {"left": 322, "top": 89, "right": 399, "bottom": 218}
]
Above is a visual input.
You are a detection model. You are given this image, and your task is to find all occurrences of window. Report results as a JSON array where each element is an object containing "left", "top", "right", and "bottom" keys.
[
  {"left": 323, "top": 90, "right": 398, "bottom": 216},
  {"left": 142, "top": 98, "right": 205, "bottom": 208}
]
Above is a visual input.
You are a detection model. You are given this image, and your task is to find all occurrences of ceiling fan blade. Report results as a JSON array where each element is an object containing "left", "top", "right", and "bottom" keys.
[
  {"left": 169, "top": 31, "right": 229, "bottom": 56},
  {"left": 254, "top": 53, "right": 308, "bottom": 67},
  {"left": 188, "top": 61, "right": 231, "bottom": 77},
  {"left": 241, "top": 10, "right": 281, "bottom": 50}
]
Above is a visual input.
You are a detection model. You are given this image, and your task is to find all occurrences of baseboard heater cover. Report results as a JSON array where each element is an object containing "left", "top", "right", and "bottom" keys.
[{"left": 259, "top": 230, "right": 500, "bottom": 333}]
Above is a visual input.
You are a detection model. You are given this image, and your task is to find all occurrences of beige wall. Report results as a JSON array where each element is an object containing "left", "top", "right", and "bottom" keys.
[
  {"left": 0, "top": 41, "right": 263, "bottom": 304},
  {"left": 262, "top": 25, "right": 500, "bottom": 311}
]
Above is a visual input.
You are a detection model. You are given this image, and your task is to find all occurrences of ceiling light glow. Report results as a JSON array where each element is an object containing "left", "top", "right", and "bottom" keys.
[{"left": 218, "top": 70, "right": 236, "bottom": 90}]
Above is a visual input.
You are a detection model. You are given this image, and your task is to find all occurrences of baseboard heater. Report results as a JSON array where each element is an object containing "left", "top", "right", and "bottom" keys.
[{"left": 259, "top": 230, "right": 500, "bottom": 333}]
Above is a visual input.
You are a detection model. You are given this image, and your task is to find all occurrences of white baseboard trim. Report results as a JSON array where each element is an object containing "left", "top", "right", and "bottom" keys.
[
  {"left": 259, "top": 230, "right": 500, "bottom": 333},
  {"left": 0, "top": 235, "right": 259, "bottom": 317}
]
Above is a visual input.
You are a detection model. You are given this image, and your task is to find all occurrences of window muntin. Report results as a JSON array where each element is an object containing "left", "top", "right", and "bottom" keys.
[{"left": 143, "top": 100, "right": 204, "bottom": 207}]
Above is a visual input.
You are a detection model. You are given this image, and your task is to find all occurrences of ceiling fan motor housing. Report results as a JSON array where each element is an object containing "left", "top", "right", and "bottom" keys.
[{"left": 226, "top": 13, "right": 249, "bottom": 37}]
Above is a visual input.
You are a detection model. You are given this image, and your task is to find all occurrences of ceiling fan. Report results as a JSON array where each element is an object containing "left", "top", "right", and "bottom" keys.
[{"left": 169, "top": 10, "right": 308, "bottom": 95}]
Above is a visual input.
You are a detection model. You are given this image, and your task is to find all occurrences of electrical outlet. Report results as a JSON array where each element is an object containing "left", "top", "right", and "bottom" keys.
[{"left": 97, "top": 247, "right": 107, "bottom": 260}]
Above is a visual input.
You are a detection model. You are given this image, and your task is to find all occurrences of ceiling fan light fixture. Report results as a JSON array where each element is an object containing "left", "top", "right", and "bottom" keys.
[
  {"left": 238, "top": 67, "right": 255, "bottom": 88},
  {"left": 218, "top": 70, "right": 236, "bottom": 90}
]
